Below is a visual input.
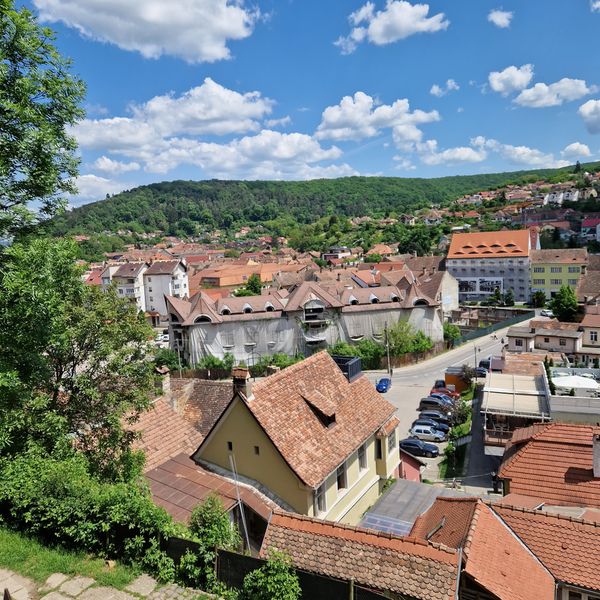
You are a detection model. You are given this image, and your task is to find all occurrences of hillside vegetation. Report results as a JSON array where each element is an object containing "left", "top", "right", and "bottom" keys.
[{"left": 51, "top": 163, "right": 599, "bottom": 237}]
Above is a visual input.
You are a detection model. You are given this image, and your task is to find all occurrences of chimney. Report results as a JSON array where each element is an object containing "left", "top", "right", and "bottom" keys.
[
  {"left": 594, "top": 435, "right": 600, "bottom": 478},
  {"left": 232, "top": 366, "right": 252, "bottom": 399}
]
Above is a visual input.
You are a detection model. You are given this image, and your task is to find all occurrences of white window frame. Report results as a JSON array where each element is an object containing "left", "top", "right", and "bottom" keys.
[{"left": 315, "top": 484, "right": 326, "bottom": 514}]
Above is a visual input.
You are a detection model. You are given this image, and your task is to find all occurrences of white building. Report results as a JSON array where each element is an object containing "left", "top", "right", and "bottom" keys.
[
  {"left": 112, "top": 262, "right": 148, "bottom": 313},
  {"left": 143, "top": 260, "right": 188, "bottom": 317}
]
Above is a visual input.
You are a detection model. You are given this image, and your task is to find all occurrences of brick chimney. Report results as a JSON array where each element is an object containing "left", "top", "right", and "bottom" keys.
[
  {"left": 594, "top": 434, "right": 600, "bottom": 478},
  {"left": 232, "top": 366, "right": 252, "bottom": 399}
]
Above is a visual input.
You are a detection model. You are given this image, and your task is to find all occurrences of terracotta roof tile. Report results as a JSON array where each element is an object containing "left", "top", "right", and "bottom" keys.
[
  {"left": 259, "top": 511, "right": 459, "bottom": 600},
  {"left": 531, "top": 249, "right": 588, "bottom": 264},
  {"left": 448, "top": 230, "right": 531, "bottom": 259},
  {"left": 494, "top": 504, "right": 600, "bottom": 592},
  {"left": 131, "top": 398, "right": 203, "bottom": 472},
  {"left": 236, "top": 352, "right": 397, "bottom": 488},
  {"left": 500, "top": 423, "right": 600, "bottom": 509}
]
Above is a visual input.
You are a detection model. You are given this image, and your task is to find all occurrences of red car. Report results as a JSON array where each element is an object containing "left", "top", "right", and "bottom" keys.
[{"left": 430, "top": 386, "right": 460, "bottom": 400}]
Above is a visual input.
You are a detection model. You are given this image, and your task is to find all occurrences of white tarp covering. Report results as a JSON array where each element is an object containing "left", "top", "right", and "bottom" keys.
[{"left": 553, "top": 375, "right": 600, "bottom": 391}]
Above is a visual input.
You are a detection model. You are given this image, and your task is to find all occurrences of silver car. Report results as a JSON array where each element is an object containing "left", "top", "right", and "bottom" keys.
[{"left": 409, "top": 425, "right": 446, "bottom": 443}]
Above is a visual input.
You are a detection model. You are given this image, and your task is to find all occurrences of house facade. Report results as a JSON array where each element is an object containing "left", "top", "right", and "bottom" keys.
[
  {"left": 143, "top": 260, "right": 189, "bottom": 317},
  {"left": 446, "top": 229, "right": 534, "bottom": 303},
  {"left": 112, "top": 262, "right": 148, "bottom": 312},
  {"left": 530, "top": 249, "right": 588, "bottom": 299},
  {"left": 192, "top": 353, "right": 399, "bottom": 525}
]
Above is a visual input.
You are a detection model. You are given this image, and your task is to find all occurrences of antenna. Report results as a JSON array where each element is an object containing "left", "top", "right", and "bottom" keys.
[{"left": 228, "top": 453, "right": 251, "bottom": 550}]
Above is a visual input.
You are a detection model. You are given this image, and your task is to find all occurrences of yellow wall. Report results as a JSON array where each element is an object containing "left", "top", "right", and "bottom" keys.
[
  {"left": 531, "top": 263, "right": 584, "bottom": 297},
  {"left": 195, "top": 399, "right": 311, "bottom": 514}
]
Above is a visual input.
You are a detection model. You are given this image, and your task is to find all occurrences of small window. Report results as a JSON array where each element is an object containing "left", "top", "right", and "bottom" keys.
[
  {"left": 388, "top": 430, "right": 396, "bottom": 453},
  {"left": 148, "top": 277, "right": 152, "bottom": 282},
  {"left": 544, "top": 337, "right": 550, "bottom": 343},
  {"left": 148, "top": 287, "right": 153, "bottom": 292},
  {"left": 515, "top": 339, "right": 523, "bottom": 347},
  {"left": 315, "top": 484, "right": 326, "bottom": 514},
  {"left": 227, "top": 441, "right": 233, "bottom": 451},
  {"left": 336, "top": 463, "right": 347, "bottom": 491},
  {"left": 358, "top": 443, "right": 367, "bottom": 470},
  {"left": 559, "top": 339, "right": 566, "bottom": 346},
  {"left": 375, "top": 438, "right": 382, "bottom": 460},
  {"left": 149, "top": 297, "right": 154, "bottom": 302},
  {"left": 254, "top": 446, "right": 260, "bottom": 455},
  {"left": 591, "top": 331, "right": 598, "bottom": 342}
]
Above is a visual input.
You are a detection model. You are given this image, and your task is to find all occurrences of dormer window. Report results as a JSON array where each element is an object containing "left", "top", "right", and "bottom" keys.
[
  {"left": 348, "top": 295, "right": 358, "bottom": 305},
  {"left": 369, "top": 293, "right": 379, "bottom": 304},
  {"left": 221, "top": 307, "right": 231, "bottom": 315},
  {"left": 243, "top": 303, "right": 253, "bottom": 314},
  {"left": 265, "top": 302, "right": 275, "bottom": 312}
]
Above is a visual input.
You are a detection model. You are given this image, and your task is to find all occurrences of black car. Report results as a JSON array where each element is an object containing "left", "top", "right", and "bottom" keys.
[
  {"left": 474, "top": 367, "right": 488, "bottom": 378},
  {"left": 412, "top": 418, "right": 450, "bottom": 434},
  {"left": 432, "top": 379, "right": 446, "bottom": 389},
  {"left": 418, "top": 396, "right": 453, "bottom": 413},
  {"left": 399, "top": 438, "right": 440, "bottom": 458},
  {"left": 418, "top": 410, "right": 451, "bottom": 426}
]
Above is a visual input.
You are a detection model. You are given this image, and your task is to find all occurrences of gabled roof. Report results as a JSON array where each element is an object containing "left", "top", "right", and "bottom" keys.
[
  {"left": 500, "top": 423, "right": 600, "bottom": 508},
  {"left": 259, "top": 511, "right": 460, "bottom": 600},
  {"left": 113, "top": 262, "right": 148, "bottom": 278},
  {"left": 448, "top": 230, "right": 531, "bottom": 259},
  {"left": 183, "top": 291, "right": 223, "bottom": 324},
  {"left": 494, "top": 503, "right": 600, "bottom": 592},
  {"left": 531, "top": 248, "right": 588, "bottom": 264},
  {"left": 145, "top": 260, "right": 186, "bottom": 275},
  {"left": 284, "top": 281, "right": 344, "bottom": 312},
  {"left": 196, "top": 352, "right": 396, "bottom": 488}
]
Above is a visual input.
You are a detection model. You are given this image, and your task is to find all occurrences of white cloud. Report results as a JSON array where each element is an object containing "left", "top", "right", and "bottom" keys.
[
  {"left": 515, "top": 78, "right": 596, "bottom": 108},
  {"left": 74, "top": 174, "right": 126, "bottom": 200},
  {"left": 91, "top": 156, "right": 141, "bottom": 174},
  {"left": 32, "top": 0, "right": 259, "bottom": 63},
  {"left": 393, "top": 156, "right": 416, "bottom": 170},
  {"left": 335, "top": 1, "right": 449, "bottom": 53},
  {"left": 315, "top": 91, "right": 439, "bottom": 150},
  {"left": 579, "top": 99, "right": 600, "bottom": 133},
  {"left": 417, "top": 139, "right": 487, "bottom": 165},
  {"left": 265, "top": 116, "right": 292, "bottom": 128},
  {"left": 488, "top": 64, "right": 534, "bottom": 96},
  {"left": 561, "top": 142, "right": 591, "bottom": 159},
  {"left": 592, "top": 1, "right": 600, "bottom": 12},
  {"left": 471, "top": 136, "right": 570, "bottom": 167},
  {"left": 487, "top": 9, "right": 513, "bottom": 28},
  {"left": 430, "top": 79, "right": 459, "bottom": 97}
]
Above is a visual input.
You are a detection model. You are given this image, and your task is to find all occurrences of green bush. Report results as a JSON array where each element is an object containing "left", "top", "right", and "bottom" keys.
[
  {"left": 239, "top": 551, "right": 301, "bottom": 600},
  {"left": 196, "top": 353, "right": 235, "bottom": 371},
  {"left": 0, "top": 453, "right": 176, "bottom": 575}
]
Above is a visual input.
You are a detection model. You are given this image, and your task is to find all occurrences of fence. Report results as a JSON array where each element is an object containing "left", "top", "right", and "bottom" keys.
[
  {"left": 383, "top": 341, "right": 446, "bottom": 368},
  {"left": 171, "top": 367, "right": 231, "bottom": 380},
  {"left": 455, "top": 310, "right": 535, "bottom": 345},
  {"left": 216, "top": 549, "right": 389, "bottom": 600}
]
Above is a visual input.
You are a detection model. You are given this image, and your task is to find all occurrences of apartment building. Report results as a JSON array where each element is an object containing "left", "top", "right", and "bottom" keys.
[
  {"left": 530, "top": 249, "right": 588, "bottom": 299},
  {"left": 143, "top": 260, "right": 189, "bottom": 317},
  {"left": 447, "top": 229, "right": 535, "bottom": 303},
  {"left": 112, "top": 262, "right": 148, "bottom": 312}
]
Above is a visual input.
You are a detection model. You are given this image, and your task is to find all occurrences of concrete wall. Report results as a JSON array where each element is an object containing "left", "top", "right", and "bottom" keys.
[
  {"left": 144, "top": 265, "right": 188, "bottom": 316},
  {"left": 534, "top": 334, "right": 580, "bottom": 353},
  {"left": 531, "top": 263, "right": 583, "bottom": 298}
]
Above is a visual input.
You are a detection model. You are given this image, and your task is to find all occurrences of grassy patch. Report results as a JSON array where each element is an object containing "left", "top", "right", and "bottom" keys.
[
  {"left": 0, "top": 528, "right": 139, "bottom": 588},
  {"left": 460, "top": 384, "right": 476, "bottom": 403},
  {"left": 438, "top": 445, "right": 467, "bottom": 480}
]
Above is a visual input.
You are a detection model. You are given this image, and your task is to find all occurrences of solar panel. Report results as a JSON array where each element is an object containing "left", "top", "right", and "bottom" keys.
[{"left": 360, "top": 512, "right": 413, "bottom": 536}]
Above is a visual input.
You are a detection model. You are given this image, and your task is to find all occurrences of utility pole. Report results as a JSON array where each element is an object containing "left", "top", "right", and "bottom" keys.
[{"left": 473, "top": 345, "right": 478, "bottom": 369}]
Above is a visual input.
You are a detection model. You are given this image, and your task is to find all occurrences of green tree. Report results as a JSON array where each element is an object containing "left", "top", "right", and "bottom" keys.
[
  {"left": 443, "top": 322, "right": 461, "bottom": 346},
  {"left": 234, "top": 273, "right": 263, "bottom": 296},
  {"left": 240, "top": 551, "right": 301, "bottom": 600},
  {"left": 531, "top": 290, "right": 546, "bottom": 308},
  {"left": 411, "top": 330, "right": 433, "bottom": 353},
  {"left": 364, "top": 253, "right": 382, "bottom": 263},
  {"left": 0, "top": 1, "right": 85, "bottom": 235},
  {"left": 154, "top": 348, "right": 181, "bottom": 371},
  {"left": 387, "top": 320, "right": 416, "bottom": 356},
  {"left": 0, "top": 238, "right": 155, "bottom": 481},
  {"left": 189, "top": 494, "right": 240, "bottom": 551},
  {"left": 503, "top": 288, "right": 515, "bottom": 307},
  {"left": 549, "top": 285, "right": 578, "bottom": 322}
]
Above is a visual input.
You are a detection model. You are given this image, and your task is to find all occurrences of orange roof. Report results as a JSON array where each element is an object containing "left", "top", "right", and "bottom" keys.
[
  {"left": 500, "top": 423, "right": 600, "bottom": 509},
  {"left": 198, "top": 352, "right": 397, "bottom": 488},
  {"left": 463, "top": 502, "right": 554, "bottom": 600},
  {"left": 448, "top": 229, "right": 531, "bottom": 259},
  {"left": 494, "top": 504, "right": 600, "bottom": 592},
  {"left": 260, "top": 511, "right": 459, "bottom": 600}
]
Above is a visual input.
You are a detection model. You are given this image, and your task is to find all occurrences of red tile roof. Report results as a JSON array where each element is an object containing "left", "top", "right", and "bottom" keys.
[
  {"left": 131, "top": 398, "right": 203, "bottom": 472},
  {"left": 500, "top": 423, "right": 600, "bottom": 509},
  {"left": 448, "top": 229, "right": 531, "bottom": 259},
  {"left": 259, "top": 511, "right": 460, "bottom": 600},
  {"left": 463, "top": 502, "right": 554, "bottom": 600},
  {"left": 494, "top": 504, "right": 600, "bottom": 592}
]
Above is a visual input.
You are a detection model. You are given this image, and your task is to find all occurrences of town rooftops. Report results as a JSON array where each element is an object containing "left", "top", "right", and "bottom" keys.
[
  {"left": 113, "top": 262, "right": 148, "bottom": 278},
  {"left": 144, "top": 260, "right": 186, "bottom": 275},
  {"left": 260, "top": 511, "right": 460, "bottom": 600},
  {"left": 530, "top": 248, "right": 588, "bottom": 264},
  {"left": 581, "top": 311, "right": 600, "bottom": 328},
  {"left": 494, "top": 503, "right": 600, "bottom": 592},
  {"left": 447, "top": 229, "right": 531, "bottom": 259},
  {"left": 196, "top": 351, "right": 397, "bottom": 489},
  {"left": 500, "top": 422, "right": 600, "bottom": 509}
]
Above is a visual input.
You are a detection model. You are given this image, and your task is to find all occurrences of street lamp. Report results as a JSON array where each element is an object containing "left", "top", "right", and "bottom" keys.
[{"left": 474, "top": 346, "right": 480, "bottom": 369}]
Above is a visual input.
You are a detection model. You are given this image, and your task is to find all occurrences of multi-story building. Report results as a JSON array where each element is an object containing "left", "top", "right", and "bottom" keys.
[
  {"left": 192, "top": 353, "right": 399, "bottom": 525},
  {"left": 530, "top": 249, "right": 588, "bottom": 299},
  {"left": 143, "top": 260, "right": 188, "bottom": 317},
  {"left": 112, "top": 262, "right": 148, "bottom": 312},
  {"left": 446, "top": 230, "right": 535, "bottom": 303}
]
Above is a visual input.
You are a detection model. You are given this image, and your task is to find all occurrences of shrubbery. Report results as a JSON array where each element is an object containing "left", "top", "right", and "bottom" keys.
[{"left": 328, "top": 339, "right": 385, "bottom": 369}]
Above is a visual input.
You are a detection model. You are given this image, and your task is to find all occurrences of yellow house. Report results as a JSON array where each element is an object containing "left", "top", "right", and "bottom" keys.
[
  {"left": 530, "top": 249, "right": 588, "bottom": 300},
  {"left": 193, "top": 352, "right": 399, "bottom": 525}
]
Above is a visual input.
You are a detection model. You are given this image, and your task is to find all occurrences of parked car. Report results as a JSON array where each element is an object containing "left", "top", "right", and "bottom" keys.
[
  {"left": 430, "top": 386, "right": 459, "bottom": 400},
  {"left": 474, "top": 367, "right": 488, "bottom": 378},
  {"left": 478, "top": 358, "right": 491, "bottom": 372},
  {"left": 376, "top": 377, "right": 392, "bottom": 393},
  {"left": 429, "top": 392, "right": 455, "bottom": 405},
  {"left": 160, "top": 334, "right": 169, "bottom": 342},
  {"left": 433, "top": 379, "right": 447, "bottom": 389},
  {"left": 399, "top": 438, "right": 440, "bottom": 458},
  {"left": 419, "top": 410, "right": 451, "bottom": 426},
  {"left": 409, "top": 424, "right": 446, "bottom": 443},
  {"left": 540, "top": 309, "right": 554, "bottom": 317},
  {"left": 418, "top": 396, "right": 453, "bottom": 414},
  {"left": 411, "top": 418, "right": 450, "bottom": 435}
]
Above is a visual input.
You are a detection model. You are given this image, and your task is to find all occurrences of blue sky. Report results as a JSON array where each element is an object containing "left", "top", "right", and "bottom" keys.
[{"left": 21, "top": 0, "right": 600, "bottom": 204}]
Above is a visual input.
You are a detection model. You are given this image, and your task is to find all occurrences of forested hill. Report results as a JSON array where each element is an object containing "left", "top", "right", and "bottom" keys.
[{"left": 52, "top": 165, "right": 594, "bottom": 236}]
